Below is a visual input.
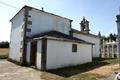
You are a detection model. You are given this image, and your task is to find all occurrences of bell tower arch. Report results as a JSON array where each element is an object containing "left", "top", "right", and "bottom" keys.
[{"left": 80, "top": 17, "right": 90, "bottom": 34}]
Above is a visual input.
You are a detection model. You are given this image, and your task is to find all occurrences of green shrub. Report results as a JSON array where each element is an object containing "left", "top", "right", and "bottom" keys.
[{"left": 0, "top": 55, "right": 8, "bottom": 59}]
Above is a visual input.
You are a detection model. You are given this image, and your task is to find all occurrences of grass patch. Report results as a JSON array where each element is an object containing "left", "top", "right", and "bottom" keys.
[
  {"left": 62, "top": 73, "right": 99, "bottom": 80},
  {"left": 0, "top": 48, "right": 9, "bottom": 56},
  {"left": 45, "top": 58, "right": 118, "bottom": 80},
  {"left": 48, "top": 58, "right": 118, "bottom": 77},
  {"left": 93, "top": 58, "right": 118, "bottom": 65},
  {"left": 0, "top": 48, "right": 9, "bottom": 59},
  {"left": 0, "top": 55, "right": 8, "bottom": 59}
]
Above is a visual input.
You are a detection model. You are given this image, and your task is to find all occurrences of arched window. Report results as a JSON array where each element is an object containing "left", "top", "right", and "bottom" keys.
[
  {"left": 104, "top": 46, "right": 107, "bottom": 57},
  {"left": 109, "top": 45, "right": 112, "bottom": 57}
]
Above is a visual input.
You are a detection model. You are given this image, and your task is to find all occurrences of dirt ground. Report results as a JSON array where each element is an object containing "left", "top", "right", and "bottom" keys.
[
  {"left": 87, "top": 64, "right": 119, "bottom": 77},
  {"left": 0, "top": 60, "right": 43, "bottom": 80},
  {"left": 0, "top": 48, "right": 9, "bottom": 56},
  {"left": 0, "top": 49, "right": 119, "bottom": 80},
  {"left": 0, "top": 59, "right": 119, "bottom": 80}
]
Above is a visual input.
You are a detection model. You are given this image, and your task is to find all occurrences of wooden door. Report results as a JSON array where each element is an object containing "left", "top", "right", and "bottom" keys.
[{"left": 30, "top": 41, "right": 37, "bottom": 66}]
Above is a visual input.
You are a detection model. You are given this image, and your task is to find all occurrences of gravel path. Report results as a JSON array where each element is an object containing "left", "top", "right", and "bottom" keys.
[{"left": 0, "top": 60, "right": 42, "bottom": 80}]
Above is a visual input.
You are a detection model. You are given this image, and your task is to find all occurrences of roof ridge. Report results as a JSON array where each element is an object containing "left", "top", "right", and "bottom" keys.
[
  {"left": 31, "top": 30, "right": 94, "bottom": 44},
  {"left": 10, "top": 5, "right": 73, "bottom": 21},
  {"left": 71, "top": 28, "right": 99, "bottom": 38}
]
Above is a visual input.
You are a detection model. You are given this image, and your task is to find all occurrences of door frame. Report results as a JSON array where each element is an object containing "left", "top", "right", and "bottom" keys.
[
  {"left": 30, "top": 40, "right": 37, "bottom": 66},
  {"left": 41, "top": 38, "right": 47, "bottom": 70}
]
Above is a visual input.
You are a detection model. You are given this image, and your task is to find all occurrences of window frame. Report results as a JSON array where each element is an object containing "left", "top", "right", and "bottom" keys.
[{"left": 72, "top": 44, "right": 77, "bottom": 52}]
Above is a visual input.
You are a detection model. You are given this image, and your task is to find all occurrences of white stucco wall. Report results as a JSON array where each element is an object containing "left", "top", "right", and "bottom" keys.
[
  {"left": 9, "top": 9, "right": 25, "bottom": 62},
  {"left": 10, "top": 6, "right": 71, "bottom": 63},
  {"left": 26, "top": 41, "right": 31, "bottom": 63},
  {"left": 36, "top": 40, "right": 42, "bottom": 69},
  {"left": 46, "top": 39, "right": 92, "bottom": 69},
  {"left": 29, "top": 8, "right": 71, "bottom": 36},
  {"left": 73, "top": 33, "right": 100, "bottom": 57}
]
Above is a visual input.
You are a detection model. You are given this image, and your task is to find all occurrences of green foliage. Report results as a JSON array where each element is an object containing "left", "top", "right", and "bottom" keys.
[
  {"left": 101, "top": 33, "right": 117, "bottom": 42},
  {"left": 0, "top": 41, "right": 9, "bottom": 48},
  {"left": 60, "top": 58, "right": 118, "bottom": 80},
  {"left": 0, "top": 55, "right": 8, "bottom": 59},
  {"left": 109, "top": 33, "right": 117, "bottom": 41}
]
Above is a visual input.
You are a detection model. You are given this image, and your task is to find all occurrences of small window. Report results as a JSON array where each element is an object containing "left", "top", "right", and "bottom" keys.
[
  {"left": 27, "top": 15, "right": 31, "bottom": 18},
  {"left": 26, "top": 28, "right": 31, "bottom": 32},
  {"left": 72, "top": 44, "right": 77, "bottom": 52},
  {"left": 27, "top": 21, "right": 32, "bottom": 25}
]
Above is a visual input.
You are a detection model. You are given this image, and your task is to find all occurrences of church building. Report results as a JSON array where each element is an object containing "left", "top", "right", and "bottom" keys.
[{"left": 9, "top": 5, "right": 100, "bottom": 70}]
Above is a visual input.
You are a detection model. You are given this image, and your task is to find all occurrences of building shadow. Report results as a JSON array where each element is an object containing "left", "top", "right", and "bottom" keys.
[{"left": 41, "top": 58, "right": 113, "bottom": 78}]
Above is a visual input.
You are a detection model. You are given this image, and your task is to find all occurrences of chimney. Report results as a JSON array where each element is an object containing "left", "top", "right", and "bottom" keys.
[{"left": 42, "top": 7, "right": 44, "bottom": 12}]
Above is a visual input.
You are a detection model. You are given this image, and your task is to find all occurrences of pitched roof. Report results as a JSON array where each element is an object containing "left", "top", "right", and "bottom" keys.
[
  {"left": 31, "top": 31, "right": 93, "bottom": 44},
  {"left": 71, "top": 28, "right": 99, "bottom": 38},
  {"left": 10, "top": 5, "right": 73, "bottom": 22}
]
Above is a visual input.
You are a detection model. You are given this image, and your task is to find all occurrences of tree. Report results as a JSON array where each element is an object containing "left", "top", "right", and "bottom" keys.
[
  {"left": 101, "top": 33, "right": 117, "bottom": 42},
  {"left": 108, "top": 33, "right": 117, "bottom": 41},
  {"left": 0, "top": 41, "right": 9, "bottom": 48}
]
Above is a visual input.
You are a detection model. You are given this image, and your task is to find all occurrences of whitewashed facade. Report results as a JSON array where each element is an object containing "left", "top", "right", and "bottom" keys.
[
  {"left": 28, "top": 9, "right": 71, "bottom": 36},
  {"left": 9, "top": 9, "right": 25, "bottom": 62},
  {"left": 72, "top": 30, "right": 100, "bottom": 57},
  {"left": 9, "top": 5, "right": 100, "bottom": 70},
  {"left": 35, "top": 38, "right": 92, "bottom": 69}
]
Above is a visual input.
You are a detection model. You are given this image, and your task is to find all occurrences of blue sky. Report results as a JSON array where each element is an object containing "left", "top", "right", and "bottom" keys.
[{"left": 0, "top": 0, "right": 120, "bottom": 41}]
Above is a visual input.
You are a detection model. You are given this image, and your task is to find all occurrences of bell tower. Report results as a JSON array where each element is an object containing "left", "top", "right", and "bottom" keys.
[{"left": 80, "top": 17, "right": 90, "bottom": 34}]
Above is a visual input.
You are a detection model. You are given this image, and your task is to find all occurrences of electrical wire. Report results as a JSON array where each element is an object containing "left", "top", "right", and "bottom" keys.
[{"left": 0, "top": 1, "right": 19, "bottom": 9}]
